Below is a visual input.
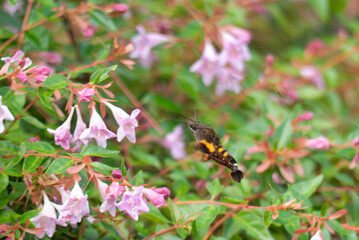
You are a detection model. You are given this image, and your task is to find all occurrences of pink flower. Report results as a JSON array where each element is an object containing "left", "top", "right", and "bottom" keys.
[
  {"left": 300, "top": 65, "right": 325, "bottom": 90},
  {"left": 60, "top": 181, "right": 90, "bottom": 225},
  {"left": 104, "top": 101, "right": 140, "bottom": 143},
  {"left": 113, "top": 3, "right": 129, "bottom": 13},
  {"left": 30, "top": 192, "right": 58, "bottom": 238},
  {"left": 162, "top": 125, "right": 186, "bottom": 159},
  {"left": 153, "top": 187, "right": 170, "bottom": 198},
  {"left": 311, "top": 230, "right": 324, "bottom": 240},
  {"left": 98, "top": 180, "right": 124, "bottom": 217},
  {"left": 215, "top": 65, "right": 243, "bottom": 96},
  {"left": 116, "top": 186, "right": 149, "bottom": 221},
  {"left": 47, "top": 107, "right": 74, "bottom": 149},
  {"left": 190, "top": 41, "right": 221, "bottom": 86},
  {"left": 72, "top": 105, "right": 88, "bottom": 147},
  {"left": 130, "top": 25, "right": 171, "bottom": 67},
  {"left": 80, "top": 107, "right": 116, "bottom": 148},
  {"left": 0, "top": 96, "right": 14, "bottom": 134},
  {"left": 305, "top": 136, "right": 330, "bottom": 150},
  {"left": 29, "top": 136, "right": 41, "bottom": 142},
  {"left": 272, "top": 173, "right": 285, "bottom": 184},
  {"left": 0, "top": 50, "right": 32, "bottom": 82},
  {"left": 305, "top": 39, "right": 325, "bottom": 57},
  {"left": 297, "top": 112, "right": 314, "bottom": 122},
  {"left": 111, "top": 170, "right": 123, "bottom": 179},
  {"left": 77, "top": 88, "right": 95, "bottom": 102},
  {"left": 352, "top": 137, "right": 359, "bottom": 146},
  {"left": 41, "top": 52, "right": 62, "bottom": 65},
  {"left": 81, "top": 24, "right": 97, "bottom": 39},
  {"left": 349, "top": 154, "right": 359, "bottom": 169},
  {"left": 32, "top": 66, "right": 52, "bottom": 82},
  {"left": 143, "top": 188, "right": 166, "bottom": 208}
]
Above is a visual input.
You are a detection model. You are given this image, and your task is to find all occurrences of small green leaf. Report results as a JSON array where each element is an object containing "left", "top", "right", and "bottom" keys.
[
  {"left": 89, "top": 10, "right": 117, "bottom": 31},
  {"left": 196, "top": 206, "right": 218, "bottom": 230},
  {"left": 0, "top": 191, "right": 9, "bottom": 209},
  {"left": 19, "top": 208, "right": 42, "bottom": 224},
  {"left": 272, "top": 115, "right": 292, "bottom": 149},
  {"left": 9, "top": 0, "right": 19, "bottom": 5},
  {"left": 5, "top": 144, "right": 26, "bottom": 169},
  {"left": 38, "top": 88, "right": 53, "bottom": 109},
  {"left": 0, "top": 209, "right": 19, "bottom": 224},
  {"left": 89, "top": 65, "right": 117, "bottom": 84},
  {"left": 42, "top": 74, "right": 69, "bottom": 89},
  {"left": 46, "top": 158, "right": 74, "bottom": 174},
  {"left": 320, "top": 201, "right": 330, "bottom": 217},
  {"left": 233, "top": 212, "right": 275, "bottom": 240},
  {"left": 0, "top": 140, "right": 17, "bottom": 154},
  {"left": 263, "top": 211, "right": 273, "bottom": 227},
  {"left": 91, "top": 162, "right": 118, "bottom": 171},
  {"left": 81, "top": 145, "right": 119, "bottom": 158},
  {"left": 187, "top": 211, "right": 204, "bottom": 221},
  {"left": 24, "top": 141, "right": 55, "bottom": 154},
  {"left": 206, "top": 179, "right": 224, "bottom": 197},
  {"left": 23, "top": 155, "right": 43, "bottom": 173},
  {"left": 22, "top": 116, "right": 47, "bottom": 129},
  {"left": 168, "top": 198, "right": 180, "bottom": 223},
  {"left": 130, "top": 150, "right": 161, "bottom": 168},
  {"left": 0, "top": 172, "right": 9, "bottom": 194},
  {"left": 289, "top": 175, "right": 323, "bottom": 198}
]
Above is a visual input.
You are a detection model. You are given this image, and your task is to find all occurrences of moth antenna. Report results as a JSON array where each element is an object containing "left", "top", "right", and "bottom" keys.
[
  {"left": 158, "top": 118, "right": 187, "bottom": 123},
  {"left": 178, "top": 114, "right": 194, "bottom": 122}
]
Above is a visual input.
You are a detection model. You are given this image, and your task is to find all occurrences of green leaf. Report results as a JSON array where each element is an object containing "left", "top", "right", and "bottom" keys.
[
  {"left": 289, "top": 175, "right": 323, "bottom": 198},
  {"left": 18, "top": 208, "right": 42, "bottom": 224},
  {"left": 91, "top": 162, "right": 118, "bottom": 171},
  {"left": 233, "top": 212, "right": 275, "bottom": 240},
  {"left": 0, "top": 209, "right": 19, "bottom": 224},
  {"left": 130, "top": 149, "right": 161, "bottom": 168},
  {"left": 9, "top": 0, "right": 19, "bottom": 5},
  {"left": 89, "top": 65, "right": 117, "bottom": 84},
  {"left": 89, "top": 10, "right": 117, "bottom": 31},
  {"left": 0, "top": 140, "right": 17, "bottom": 154},
  {"left": 308, "top": 0, "right": 329, "bottom": 22},
  {"left": 142, "top": 205, "right": 171, "bottom": 223},
  {"left": 297, "top": 86, "right": 324, "bottom": 100},
  {"left": 168, "top": 198, "right": 181, "bottom": 223},
  {"left": 38, "top": 88, "right": 53, "bottom": 109},
  {"left": 196, "top": 205, "right": 218, "bottom": 230},
  {"left": 23, "top": 155, "right": 43, "bottom": 173},
  {"left": 206, "top": 179, "right": 224, "bottom": 197},
  {"left": 0, "top": 191, "right": 9, "bottom": 209},
  {"left": 42, "top": 74, "right": 69, "bottom": 89},
  {"left": 46, "top": 158, "right": 74, "bottom": 174},
  {"left": 5, "top": 144, "right": 26, "bottom": 169},
  {"left": 22, "top": 116, "right": 47, "bottom": 129},
  {"left": 320, "top": 201, "right": 329, "bottom": 217},
  {"left": 0, "top": 172, "right": 9, "bottom": 194},
  {"left": 24, "top": 141, "right": 55, "bottom": 154},
  {"left": 272, "top": 115, "right": 292, "bottom": 149},
  {"left": 81, "top": 145, "right": 119, "bottom": 158}
]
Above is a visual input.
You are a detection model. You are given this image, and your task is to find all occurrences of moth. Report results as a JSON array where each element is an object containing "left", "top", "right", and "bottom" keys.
[{"left": 183, "top": 116, "right": 243, "bottom": 183}]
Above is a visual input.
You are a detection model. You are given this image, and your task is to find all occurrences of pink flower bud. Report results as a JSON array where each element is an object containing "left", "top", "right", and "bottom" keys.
[
  {"left": 111, "top": 170, "right": 123, "bottom": 179},
  {"left": 305, "top": 136, "right": 330, "bottom": 150},
  {"left": 297, "top": 112, "right": 314, "bottom": 122},
  {"left": 305, "top": 39, "right": 325, "bottom": 56},
  {"left": 41, "top": 52, "right": 62, "bottom": 65},
  {"left": 352, "top": 137, "right": 359, "bottom": 146},
  {"left": 285, "top": 89, "right": 298, "bottom": 101},
  {"left": 29, "top": 136, "right": 41, "bottom": 142},
  {"left": 113, "top": 3, "right": 129, "bottom": 13},
  {"left": 143, "top": 188, "right": 166, "bottom": 208},
  {"left": 81, "top": 24, "right": 97, "bottom": 39},
  {"left": 266, "top": 54, "right": 275, "bottom": 68},
  {"left": 153, "top": 187, "right": 170, "bottom": 198},
  {"left": 349, "top": 154, "right": 359, "bottom": 169},
  {"left": 77, "top": 88, "right": 95, "bottom": 102}
]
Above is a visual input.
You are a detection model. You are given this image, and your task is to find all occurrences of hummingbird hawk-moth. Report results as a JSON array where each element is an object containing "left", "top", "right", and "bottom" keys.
[{"left": 183, "top": 116, "right": 243, "bottom": 183}]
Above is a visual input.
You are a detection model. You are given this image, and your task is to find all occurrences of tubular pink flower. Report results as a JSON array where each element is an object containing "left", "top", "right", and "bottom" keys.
[
  {"left": 0, "top": 96, "right": 14, "bottom": 134},
  {"left": 305, "top": 136, "right": 330, "bottom": 150},
  {"left": 30, "top": 192, "right": 58, "bottom": 238},
  {"left": 72, "top": 105, "right": 88, "bottom": 146},
  {"left": 1, "top": 50, "right": 32, "bottom": 82},
  {"left": 353, "top": 137, "right": 359, "bottom": 146},
  {"left": 116, "top": 186, "right": 149, "bottom": 221},
  {"left": 77, "top": 88, "right": 95, "bottom": 102},
  {"left": 153, "top": 187, "right": 171, "bottom": 198},
  {"left": 79, "top": 107, "right": 116, "bottom": 148},
  {"left": 104, "top": 101, "right": 140, "bottom": 143},
  {"left": 300, "top": 65, "right": 325, "bottom": 90},
  {"left": 162, "top": 125, "right": 186, "bottom": 159},
  {"left": 111, "top": 170, "right": 123, "bottom": 179},
  {"left": 98, "top": 180, "right": 124, "bottom": 217},
  {"left": 47, "top": 107, "right": 75, "bottom": 149},
  {"left": 190, "top": 41, "right": 220, "bottom": 86},
  {"left": 297, "top": 112, "right": 314, "bottom": 122},
  {"left": 31, "top": 66, "right": 52, "bottom": 82},
  {"left": 143, "top": 188, "right": 165, "bottom": 208},
  {"left": 130, "top": 25, "right": 171, "bottom": 67},
  {"left": 215, "top": 65, "right": 243, "bottom": 96}
]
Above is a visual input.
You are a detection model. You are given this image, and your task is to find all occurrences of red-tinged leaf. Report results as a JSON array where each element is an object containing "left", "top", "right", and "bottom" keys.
[
  {"left": 272, "top": 211, "right": 279, "bottom": 220},
  {"left": 103, "top": 88, "right": 115, "bottom": 98},
  {"left": 120, "top": 59, "right": 136, "bottom": 66},
  {"left": 100, "top": 102, "right": 106, "bottom": 118},
  {"left": 65, "top": 93, "right": 74, "bottom": 113},
  {"left": 53, "top": 89, "right": 61, "bottom": 100},
  {"left": 341, "top": 223, "right": 359, "bottom": 232},
  {"left": 294, "top": 227, "right": 311, "bottom": 234},
  {"left": 328, "top": 209, "right": 348, "bottom": 220},
  {"left": 25, "top": 227, "right": 45, "bottom": 234},
  {"left": 64, "top": 177, "right": 75, "bottom": 191},
  {"left": 279, "top": 165, "right": 295, "bottom": 183},
  {"left": 256, "top": 160, "right": 271, "bottom": 173},
  {"left": 323, "top": 221, "right": 335, "bottom": 234},
  {"left": 293, "top": 159, "right": 304, "bottom": 176},
  {"left": 100, "top": 82, "right": 112, "bottom": 89},
  {"left": 83, "top": 156, "right": 92, "bottom": 164},
  {"left": 66, "top": 163, "right": 86, "bottom": 174},
  {"left": 53, "top": 102, "right": 65, "bottom": 118}
]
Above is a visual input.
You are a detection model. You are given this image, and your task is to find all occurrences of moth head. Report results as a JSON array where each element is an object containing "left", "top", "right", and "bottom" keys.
[{"left": 187, "top": 120, "right": 201, "bottom": 132}]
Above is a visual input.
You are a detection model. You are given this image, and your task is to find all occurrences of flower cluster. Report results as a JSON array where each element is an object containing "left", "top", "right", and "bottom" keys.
[
  {"left": 48, "top": 102, "right": 140, "bottom": 150},
  {"left": 30, "top": 182, "right": 89, "bottom": 238},
  {"left": 190, "top": 26, "right": 251, "bottom": 96},
  {"left": 97, "top": 178, "right": 170, "bottom": 221},
  {"left": 130, "top": 25, "right": 171, "bottom": 67},
  {"left": 0, "top": 50, "right": 53, "bottom": 83}
]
